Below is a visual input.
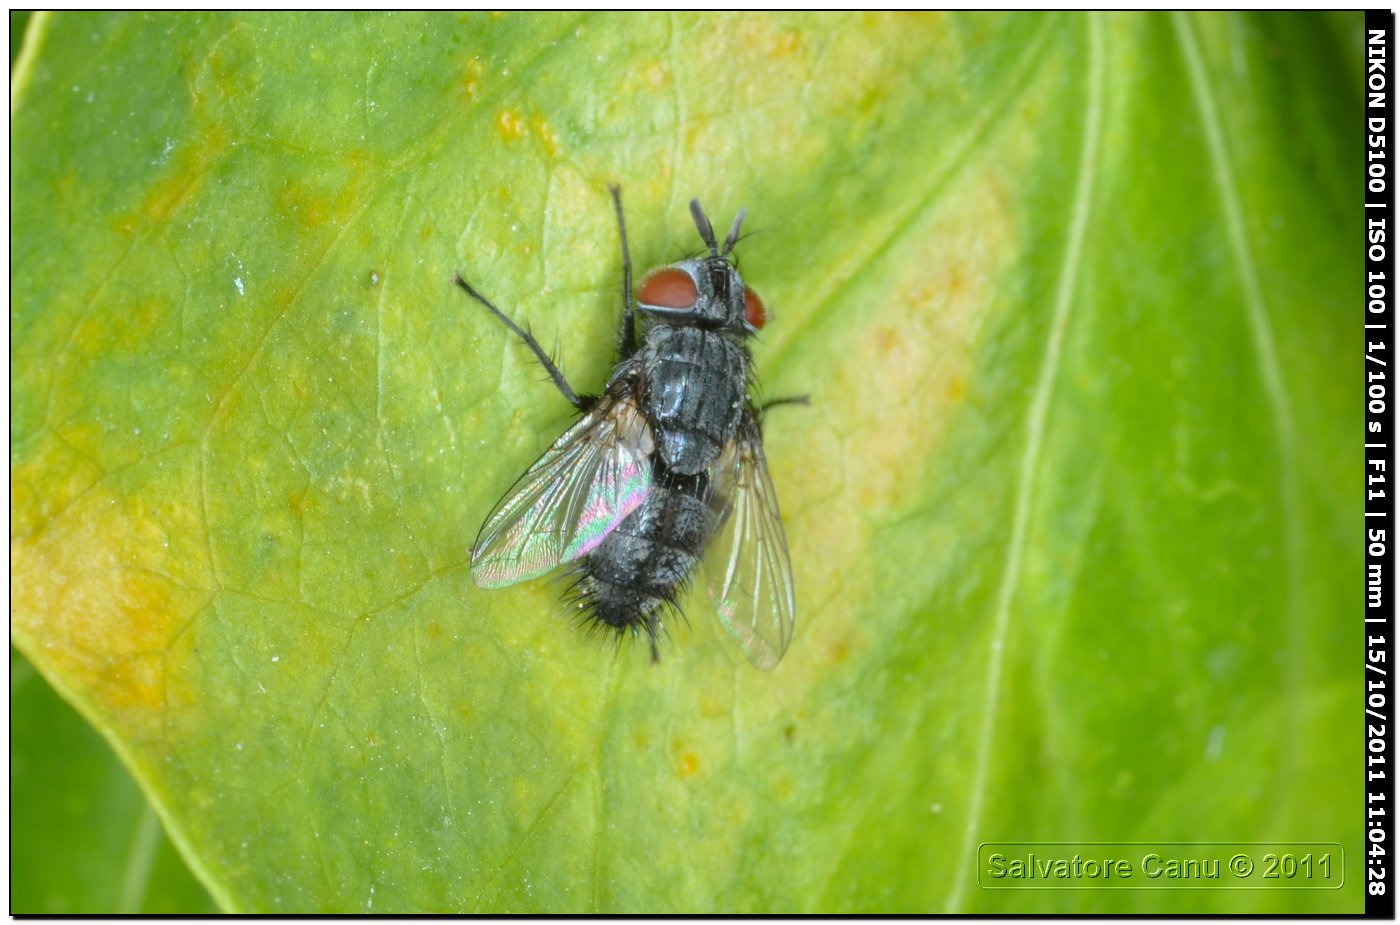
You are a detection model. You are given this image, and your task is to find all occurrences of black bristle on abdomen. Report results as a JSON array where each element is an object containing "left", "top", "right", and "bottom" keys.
[{"left": 567, "top": 465, "right": 712, "bottom": 661}]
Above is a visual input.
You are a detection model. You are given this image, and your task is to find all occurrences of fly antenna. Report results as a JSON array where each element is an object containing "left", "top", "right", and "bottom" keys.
[
  {"left": 721, "top": 208, "right": 747, "bottom": 257},
  {"left": 689, "top": 198, "right": 719, "bottom": 256}
]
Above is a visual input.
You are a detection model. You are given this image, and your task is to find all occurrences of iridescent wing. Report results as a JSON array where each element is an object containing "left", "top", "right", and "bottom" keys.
[
  {"left": 703, "top": 413, "right": 796, "bottom": 670},
  {"left": 471, "top": 394, "right": 653, "bottom": 589}
]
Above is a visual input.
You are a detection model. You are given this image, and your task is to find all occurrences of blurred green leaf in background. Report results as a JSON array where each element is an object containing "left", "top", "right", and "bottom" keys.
[
  {"left": 11, "top": 11, "right": 1361, "bottom": 913},
  {"left": 11, "top": 648, "right": 218, "bottom": 913},
  {"left": 10, "top": 10, "right": 31, "bottom": 64}
]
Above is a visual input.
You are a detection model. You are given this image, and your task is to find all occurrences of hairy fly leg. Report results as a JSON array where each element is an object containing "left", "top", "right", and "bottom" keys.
[
  {"left": 609, "top": 184, "right": 638, "bottom": 358},
  {"left": 757, "top": 394, "right": 810, "bottom": 426},
  {"left": 454, "top": 274, "right": 589, "bottom": 411}
]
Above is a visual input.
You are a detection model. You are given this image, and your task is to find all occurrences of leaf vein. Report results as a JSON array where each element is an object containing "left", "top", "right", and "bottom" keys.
[
  {"left": 1171, "top": 8, "right": 1306, "bottom": 804},
  {"left": 944, "top": 13, "right": 1105, "bottom": 913}
]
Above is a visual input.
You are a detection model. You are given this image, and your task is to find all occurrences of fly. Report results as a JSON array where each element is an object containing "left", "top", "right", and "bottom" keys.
[{"left": 455, "top": 187, "right": 800, "bottom": 669}]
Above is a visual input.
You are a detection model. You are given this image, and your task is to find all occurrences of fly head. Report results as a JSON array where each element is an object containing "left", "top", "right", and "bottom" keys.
[{"left": 635, "top": 198, "right": 767, "bottom": 335}]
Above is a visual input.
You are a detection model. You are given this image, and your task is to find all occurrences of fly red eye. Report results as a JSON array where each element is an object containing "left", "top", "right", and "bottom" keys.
[
  {"left": 743, "top": 286, "right": 767, "bottom": 330},
  {"left": 637, "top": 267, "right": 698, "bottom": 308}
]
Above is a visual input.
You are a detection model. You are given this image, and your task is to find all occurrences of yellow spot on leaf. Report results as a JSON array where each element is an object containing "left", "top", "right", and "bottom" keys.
[
  {"left": 462, "top": 56, "right": 484, "bottom": 101},
  {"left": 945, "top": 374, "right": 967, "bottom": 402},
  {"left": 10, "top": 431, "right": 104, "bottom": 539},
  {"left": 530, "top": 114, "right": 560, "bottom": 159},
  {"left": 700, "top": 693, "right": 725, "bottom": 719},
  {"left": 277, "top": 167, "right": 367, "bottom": 234},
  {"left": 115, "top": 123, "right": 230, "bottom": 235},
  {"left": 771, "top": 30, "right": 802, "bottom": 56},
  {"left": 12, "top": 441, "right": 209, "bottom": 735},
  {"left": 844, "top": 171, "right": 1011, "bottom": 514},
  {"left": 641, "top": 60, "right": 670, "bottom": 88},
  {"left": 496, "top": 108, "right": 526, "bottom": 142}
]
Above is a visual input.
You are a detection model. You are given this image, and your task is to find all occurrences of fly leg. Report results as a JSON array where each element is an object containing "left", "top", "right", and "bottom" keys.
[
  {"left": 609, "top": 184, "right": 639, "bottom": 357},
  {"left": 756, "top": 394, "right": 810, "bottom": 427},
  {"left": 454, "top": 274, "right": 589, "bottom": 411}
]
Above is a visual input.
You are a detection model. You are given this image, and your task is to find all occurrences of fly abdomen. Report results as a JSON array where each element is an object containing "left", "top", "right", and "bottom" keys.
[
  {"left": 642, "top": 325, "right": 748, "bottom": 475},
  {"left": 573, "top": 470, "right": 711, "bottom": 656}
]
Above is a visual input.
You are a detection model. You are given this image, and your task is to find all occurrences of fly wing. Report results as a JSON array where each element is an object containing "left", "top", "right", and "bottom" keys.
[
  {"left": 471, "top": 394, "right": 653, "bottom": 589},
  {"left": 703, "top": 413, "right": 796, "bottom": 670}
]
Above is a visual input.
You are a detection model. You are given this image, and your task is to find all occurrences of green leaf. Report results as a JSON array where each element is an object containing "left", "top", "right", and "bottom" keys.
[
  {"left": 11, "top": 10, "right": 32, "bottom": 66},
  {"left": 11, "top": 648, "right": 218, "bottom": 914},
  {"left": 10, "top": 11, "right": 1360, "bottom": 913}
]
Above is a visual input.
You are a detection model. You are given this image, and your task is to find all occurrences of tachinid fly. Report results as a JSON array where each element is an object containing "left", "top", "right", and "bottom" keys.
[{"left": 456, "top": 187, "right": 799, "bottom": 669}]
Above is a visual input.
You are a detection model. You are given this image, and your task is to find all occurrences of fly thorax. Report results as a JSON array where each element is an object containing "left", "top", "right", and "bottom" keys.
[{"left": 640, "top": 324, "right": 749, "bottom": 475}]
